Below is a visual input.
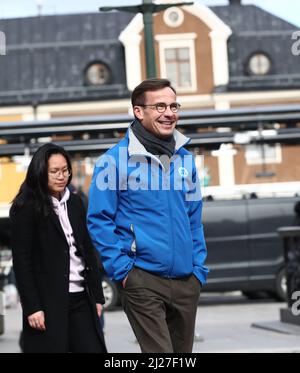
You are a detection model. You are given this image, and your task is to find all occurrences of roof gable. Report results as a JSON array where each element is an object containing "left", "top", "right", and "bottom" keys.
[{"left": 120, "top": 0, "right": 232, "bottom": 90}]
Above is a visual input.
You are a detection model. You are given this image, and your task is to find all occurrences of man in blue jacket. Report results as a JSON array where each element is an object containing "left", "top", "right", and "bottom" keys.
[{"left": 87, "top": 78, "right": 208, "bottom": 353}]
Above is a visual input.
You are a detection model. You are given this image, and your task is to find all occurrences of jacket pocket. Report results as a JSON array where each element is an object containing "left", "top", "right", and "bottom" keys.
[{"left": 123, "top": 267, "right": 136, "bottom": 289}]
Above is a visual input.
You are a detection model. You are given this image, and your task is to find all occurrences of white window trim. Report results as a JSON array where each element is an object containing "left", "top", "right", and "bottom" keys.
[
  {"left": 119, "top": 14, "right": 143, "bottom": 91},
  {"left": 119, "top": 2, "right": 231, "bottom": 91},
  {"left": 155, "top": 33, "right": 197, "bottom": 93},
  {"left": 161, "top": 0, "right": 232, "bottom": 87}
]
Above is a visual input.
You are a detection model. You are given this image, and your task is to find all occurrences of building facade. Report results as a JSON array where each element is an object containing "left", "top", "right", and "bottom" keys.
[{"left": 0, "top": 0, "right": 300, "bottom": 203}]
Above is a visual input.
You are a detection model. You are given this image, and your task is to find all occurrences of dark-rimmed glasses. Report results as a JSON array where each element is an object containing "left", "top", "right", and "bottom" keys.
[{"left": 139, "top": 102, "right": 181, "bottom": 113}]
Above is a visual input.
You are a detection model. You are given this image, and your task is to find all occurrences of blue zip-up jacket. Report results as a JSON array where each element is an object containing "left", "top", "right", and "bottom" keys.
[{"left": 87, "top": 126, "right": 208, "bottom": 285}]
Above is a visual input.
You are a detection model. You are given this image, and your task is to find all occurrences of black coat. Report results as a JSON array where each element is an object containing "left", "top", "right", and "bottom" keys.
[{"left": 10, "top": 193, "right": 106, "bottom": 353}]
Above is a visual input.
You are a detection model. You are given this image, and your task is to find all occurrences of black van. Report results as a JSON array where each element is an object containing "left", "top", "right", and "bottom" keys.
[{"left": 202, "top": 194, "right": 299, "bottom": 301}]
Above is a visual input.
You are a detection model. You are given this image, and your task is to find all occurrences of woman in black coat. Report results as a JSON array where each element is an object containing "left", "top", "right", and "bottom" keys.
[{"left": 10, "top": 143, "right": 107, "bottom": 353}]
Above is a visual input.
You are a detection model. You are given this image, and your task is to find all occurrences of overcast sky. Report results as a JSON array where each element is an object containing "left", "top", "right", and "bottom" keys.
[{"left": 0, "top": 0, "right": 299, "bottom": 27}]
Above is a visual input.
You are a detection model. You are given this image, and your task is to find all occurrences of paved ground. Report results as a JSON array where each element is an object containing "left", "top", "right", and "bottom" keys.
[
  {"left": 1, "top": 292, "right": 300, "bottom": 353},
  {"left": 0, "top": 303, "right": 21, "bottom": 353},
  {"left": 104, "top": 293, "right": 300, "bottom": 353}
]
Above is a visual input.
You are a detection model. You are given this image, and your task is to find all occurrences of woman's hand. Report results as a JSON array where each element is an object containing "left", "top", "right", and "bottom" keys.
[
  {"left": 28, "top": 311, "right": 46, "bottom": 331},
  {"left": 96, "top": 303, "right": 103, "bottom": 318}
]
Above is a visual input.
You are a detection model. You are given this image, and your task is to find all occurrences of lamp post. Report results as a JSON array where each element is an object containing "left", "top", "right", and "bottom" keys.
[{"left": 99, "top": 0, "right": 193, "bottom": 78}]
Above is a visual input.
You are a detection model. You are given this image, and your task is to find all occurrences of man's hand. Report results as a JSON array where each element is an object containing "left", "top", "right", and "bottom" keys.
[
  {"left": 28, "top": 311, "right": 46, "bottom": 331},
  {"left": 122, "top": 275, "right": 128, "bottom": 288}
]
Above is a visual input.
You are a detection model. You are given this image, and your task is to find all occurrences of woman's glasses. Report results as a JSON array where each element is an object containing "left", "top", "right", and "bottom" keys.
[{"left": 48, "top": 169, "right": 71, "bottom": 179}]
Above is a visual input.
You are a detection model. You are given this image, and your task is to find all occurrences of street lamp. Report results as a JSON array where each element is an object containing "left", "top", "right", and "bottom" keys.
[{"left": 99, "top": 0, "right": 193, "bottom": 78}]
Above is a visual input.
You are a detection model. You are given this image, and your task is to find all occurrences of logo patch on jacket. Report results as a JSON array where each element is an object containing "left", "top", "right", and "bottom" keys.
[{"left": 178, "top": 167, "right": 189, "bottom": 178}]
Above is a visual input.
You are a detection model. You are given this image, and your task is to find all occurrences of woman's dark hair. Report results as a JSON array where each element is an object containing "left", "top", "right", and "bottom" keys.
[
  {"left": 131, "top": 78, "right": 176, "bottom": 107},
  {"left": 10, "top": 143, "right": 72, "bottom": 217}
]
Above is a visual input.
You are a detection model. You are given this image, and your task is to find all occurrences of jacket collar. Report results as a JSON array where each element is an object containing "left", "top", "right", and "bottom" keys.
[{"left": 127, "top": 121, "right": 190, "bottom": 158}]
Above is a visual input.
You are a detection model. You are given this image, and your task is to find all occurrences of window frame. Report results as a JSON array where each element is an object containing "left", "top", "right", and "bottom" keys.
[
  {"left": 163, "top": 7, "right": 184, "bottom": 28},
  {"left": 247, "top": 52, "right": 272, "bottom": 76},
  {"left": 156, "top": 33, "right": 198, "bottom": 93},
  {"left": 84, "top": 61, "right": 111, "bottom": 86}
]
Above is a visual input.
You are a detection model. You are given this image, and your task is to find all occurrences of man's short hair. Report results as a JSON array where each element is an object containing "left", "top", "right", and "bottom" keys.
[{"left": 131, "top": 78, "right": 176, "bottom": 107}]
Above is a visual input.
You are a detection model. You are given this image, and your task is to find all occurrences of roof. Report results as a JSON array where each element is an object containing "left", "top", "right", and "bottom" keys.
[
  {"left": 0, "top": 13, "right": 134, "bottom": 106},
  {"left": 211, "top": 5, "right": 300, "bottom": 91},
  {"left": 0, "top": 5, "right": 299, "bottom": 105},
  {"left": 211, "top": 4, "right": 297, "bottom": 32},
  {"left": 0, "top": 12, "right": 134, "bottom": 44}
]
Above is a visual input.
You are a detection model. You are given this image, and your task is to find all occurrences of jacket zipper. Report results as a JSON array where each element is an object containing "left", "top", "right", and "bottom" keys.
[{"left": 164, "top": 163, "right": 175, "bottom": 277}]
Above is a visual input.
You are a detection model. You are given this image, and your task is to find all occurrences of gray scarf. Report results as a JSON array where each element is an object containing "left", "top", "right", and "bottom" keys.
[{"left": 131, "top": 120, "right": 175, "bottom": 158}]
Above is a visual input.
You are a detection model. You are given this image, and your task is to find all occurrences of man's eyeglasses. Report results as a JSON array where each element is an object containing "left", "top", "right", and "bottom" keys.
[
  {"left": 48, "top": 169, "right": 71, "bottom": 179},
  {"left": 139, "top": 102, "right": 181, "bottom": 113}
]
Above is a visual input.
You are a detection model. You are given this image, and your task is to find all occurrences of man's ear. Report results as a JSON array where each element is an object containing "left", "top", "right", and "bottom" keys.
[{"left": 133, "top": 106, "right": 143, "bottom": 121}]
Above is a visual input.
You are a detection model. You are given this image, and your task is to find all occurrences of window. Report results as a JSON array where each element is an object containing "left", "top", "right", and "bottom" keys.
[
  {"left": 248, "top": 53, "right": 271, "bottom": 76},
  {"left": 245, "top": 144, "right": 281, "bottom": 165},
  {"left": 156, "top": 33, "right": 197, "bottom": 92},
  {"left": 163, "top": 7, "right": 184, "bottom": 28},
  {"left": 165, "top": 47, "right": 191, "bottom": 88},
  {"left": 85, "top": 62, "right": 110, "bottom": 86}
]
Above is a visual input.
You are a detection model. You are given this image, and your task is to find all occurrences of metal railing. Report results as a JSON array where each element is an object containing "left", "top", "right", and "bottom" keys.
[
  {"left": 1, "top": 104, "right": 300, "bottom": 155},
  {"left": 277, "top": 227, "right": 300, "bottom": 326}
]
